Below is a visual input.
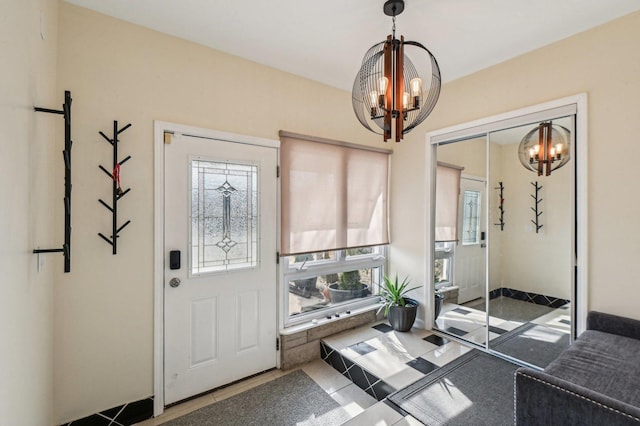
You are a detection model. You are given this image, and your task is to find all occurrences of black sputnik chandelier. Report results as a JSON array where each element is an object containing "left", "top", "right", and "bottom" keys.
[{"left": 352, "top": 0, "right": 441, "bottom": 142}]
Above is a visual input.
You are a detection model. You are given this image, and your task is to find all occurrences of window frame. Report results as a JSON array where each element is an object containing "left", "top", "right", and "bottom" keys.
[
  {"left": 434, "top": 241, "right": 454, "bottom": 290},
  {"left": 281, "top": 246, "right": 387, "bottom": 328}
]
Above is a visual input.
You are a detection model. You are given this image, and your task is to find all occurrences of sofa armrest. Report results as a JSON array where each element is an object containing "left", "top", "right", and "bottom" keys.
[
  {"left": 587, "top": 311, "right": 640, "bottom": 340},
  {"left": 515, "top": 368, "right": 640, "bottom": 425}
]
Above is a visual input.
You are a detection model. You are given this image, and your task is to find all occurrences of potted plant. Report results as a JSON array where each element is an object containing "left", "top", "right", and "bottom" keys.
[
  {"left": 378, "top": 275, "right": 421, "bottom": 332},
  {"left": 328, "top": 270, "right": 368, "bottom": 303},
  {"left": 434, "top": 291, "right": 445, "bottom": 320}
]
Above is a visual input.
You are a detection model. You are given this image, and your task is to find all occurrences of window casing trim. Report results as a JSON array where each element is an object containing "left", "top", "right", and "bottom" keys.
[{"left": 281, "top": 246, "right": 387, "bottom": 328}]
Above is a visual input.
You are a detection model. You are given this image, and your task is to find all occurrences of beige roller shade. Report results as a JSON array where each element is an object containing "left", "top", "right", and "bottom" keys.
[
  {"left": 435, "top": 163, "right": 462, "bottom": 242},
  {"left": 280, "top": 132, "right": 390, "bottom": 256}
]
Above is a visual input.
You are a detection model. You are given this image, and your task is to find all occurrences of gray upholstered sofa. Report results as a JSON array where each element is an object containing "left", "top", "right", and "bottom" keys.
[{"left": 515, "top": 311, "right": 640, "bottom": 425}]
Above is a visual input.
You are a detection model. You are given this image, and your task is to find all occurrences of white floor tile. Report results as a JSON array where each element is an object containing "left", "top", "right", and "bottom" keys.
[
  {"left": 322, "top": 325, "right": 383, "bottom": 350},
  {"left": 383, "top": 365, "right": 426, "bottom": 390},
  {"left": 341, "top": 401, "right": 404, "bottom": 426},
  {"left": 355, "top": 347, "right": 413, "bottom": 381},
  {"left": 371, "top": 329, "right": 438, "bottom": 358},
  {"left": 330, "top": 383, "right": 377, "bottom": 417},
  {"left": 421, "top": 341, "right": 472, "bottom": 367},
  {"left": 301, "top": 358, "right": 351, "bottom": 394},
  {"left": 463, "top": 327, "right": 500, "bottom": 345}
]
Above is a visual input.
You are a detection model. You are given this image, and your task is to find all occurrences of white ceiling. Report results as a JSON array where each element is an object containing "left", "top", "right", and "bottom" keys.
[{"left": 64, "top": 0, "right": 640, "bottom": 91}]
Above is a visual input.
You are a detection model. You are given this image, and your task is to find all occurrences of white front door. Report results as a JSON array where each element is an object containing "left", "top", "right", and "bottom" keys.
[
  {"left": 455, "top": 177, "right": 486, "bottom": 304},
  {"left": 164, "top": 132, "right": 278, "bottom": 405}
]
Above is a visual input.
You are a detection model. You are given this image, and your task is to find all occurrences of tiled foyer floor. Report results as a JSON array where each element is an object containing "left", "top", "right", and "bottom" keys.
[
  {"left": 136, "top": 321, "right": 468, "bottom": 426},
  {"left": 136, "top": 300, "right": 570, "bottom": 425}
]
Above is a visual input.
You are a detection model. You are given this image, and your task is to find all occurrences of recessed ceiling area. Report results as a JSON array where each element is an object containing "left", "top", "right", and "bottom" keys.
[{"left": 64, "top": 0, "right": 640, "bottom": 90}]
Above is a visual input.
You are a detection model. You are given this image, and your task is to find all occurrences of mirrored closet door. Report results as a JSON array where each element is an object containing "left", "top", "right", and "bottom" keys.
[{"left": 430, "top": 100, "right": 582, "bottom": 369}]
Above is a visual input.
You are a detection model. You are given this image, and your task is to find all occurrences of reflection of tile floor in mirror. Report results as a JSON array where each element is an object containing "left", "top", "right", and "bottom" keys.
[{"left": 435, "top": 297, "right": 572, "bottom": 345}]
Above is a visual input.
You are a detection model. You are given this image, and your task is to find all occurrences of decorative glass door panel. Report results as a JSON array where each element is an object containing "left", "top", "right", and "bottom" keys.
[
  {"left": 462, "top": 190, "right": 481, "bottom": 245},
  {"left": 191, "top": 159, "right": 258, "bottom": 275}
]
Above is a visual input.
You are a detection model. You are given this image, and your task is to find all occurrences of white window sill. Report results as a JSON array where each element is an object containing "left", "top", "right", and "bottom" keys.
[{"left": 279, "top": 302, "right": 381, "bottom": 336}]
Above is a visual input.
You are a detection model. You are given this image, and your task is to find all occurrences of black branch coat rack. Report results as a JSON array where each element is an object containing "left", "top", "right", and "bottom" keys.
[
  {"left": 494, "top": 181, "right": 505, "bottom": 231},
  {"left": 98, "top": 120, "right": 132, "bottom": 254},
  {"left": 33, "top": 90, "right": 72, "bottom": 273},
  {"left": 530, "top": 181, "right": 543, "bottom": 233}
]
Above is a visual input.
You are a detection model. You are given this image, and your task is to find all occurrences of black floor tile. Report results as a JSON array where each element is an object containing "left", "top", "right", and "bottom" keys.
[
  {"left": 347, "top": 365, "right": 370, "bottom": 391},
  {"left": 451, "top": 308, "right": 471, "bottom": 315},
  {"left": 423, "top": 334, "right": 449, "bottom": 346},
  {"left": 407, "top": 357, "right": 439, "bottom": 374},
  {"left": 371, "top": 379, "right": 396, "bottom": 401},
  {"left": 363, "top": 369, "right": 380, "bottom": 386},
  {"left": 348, "top": 342, "right": 377, "bottom": 356},
  {"left": 444, "top": 326, "right": 467, "bottom": 336},
  {"left": 373, "top": 323, "right": 393, "bottom": 333},
  {"left": 327, "top": 350, "right": 347, "bottom": 373},
  {"left": 559, "top": 319, "right": 571, "bottom": 325},
  {"left": 116, "top": 398, "right": 153, "bottom": 424},
  {"left": 488, "top": 325, "right": 508, "bottom": 335},
  {"left": 67, "top": 414, "right": 112, "bottom": 426},
  {"left": 320, "top": 341, "right": 330, "bottom": 359}
]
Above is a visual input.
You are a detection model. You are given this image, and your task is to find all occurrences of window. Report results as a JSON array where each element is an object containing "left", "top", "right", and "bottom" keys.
[
  {"left": 434, "top": 241, "right": 454, "bottom": 290},
  {"left": 461, "top": 190, "right": 481, "bottom": 245},
  {"left": 283, "top": 246, "right": 386, "bottom": 326},
  {"left": 279, "top": 131, "right": 391, "bottom": 326}
]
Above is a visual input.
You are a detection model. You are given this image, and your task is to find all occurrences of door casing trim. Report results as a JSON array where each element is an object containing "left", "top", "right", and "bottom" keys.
[{"left": 153, "top": 121, "right": 280, "bottom": 416}]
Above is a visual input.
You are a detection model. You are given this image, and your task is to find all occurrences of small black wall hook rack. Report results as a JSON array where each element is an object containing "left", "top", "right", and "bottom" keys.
[
  {"left": 530, "top": 181, "right": 543, "bottom": 233},
  {"left": 494, "top": 181, "right": 505, "bottom": 231},
  {"left": 33, "top": 90, "right": 72, "bottom": 273},
  {"left": 98, "top": 120, "right": 132, "bottom": 254}
]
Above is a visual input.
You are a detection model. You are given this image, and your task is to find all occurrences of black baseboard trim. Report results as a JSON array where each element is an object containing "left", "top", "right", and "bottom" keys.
[
  {"left": 489, "top": 287, "right": 569, "bottom": 308},
  {"left": 61, "top": 396, "right": 153, "bottom": 426}
]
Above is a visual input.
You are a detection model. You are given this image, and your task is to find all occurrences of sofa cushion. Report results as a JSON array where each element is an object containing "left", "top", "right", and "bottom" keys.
[{"left": 544, "top": 330, "right": 640, "bottom": 407}]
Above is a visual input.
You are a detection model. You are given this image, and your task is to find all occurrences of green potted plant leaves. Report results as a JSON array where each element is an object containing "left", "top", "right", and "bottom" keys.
[{"left": 378, "top": 274, "right": 421, "bottom": 331}]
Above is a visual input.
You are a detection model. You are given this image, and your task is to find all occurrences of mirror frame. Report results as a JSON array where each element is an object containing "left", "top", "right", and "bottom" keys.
[{"left": 424, "top": 94, "right": 588, "bottom": 337}]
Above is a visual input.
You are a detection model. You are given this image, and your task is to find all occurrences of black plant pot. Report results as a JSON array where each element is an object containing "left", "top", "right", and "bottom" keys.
[
  {"left": 388, "top": 297, "right": 419, "bottom": 332},
  {"left": 328, "top": 283, "right": 368, "bottom": 303},
  {"left": 434, "top": 292, "right": 444, "bottom": 321}
]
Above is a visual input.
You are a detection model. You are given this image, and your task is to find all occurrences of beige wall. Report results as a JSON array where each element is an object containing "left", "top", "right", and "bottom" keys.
[
  {"left": 495, "top": 143, "right": 572, "bottom": 300},
  {"left": 50, "top": 2, "right": 640, "bottom": 422},
  {"left": 436, "top": 137, "right": 486, "bottom": 178},
  {"left": 0, "top": 0, "right": 58, "bottom": 424},
  {"left": 391, "top": 11, "right": 640, "bottom": 319},
  {"left": 54, "top": 3, "right": 382, "bottom": 423}
]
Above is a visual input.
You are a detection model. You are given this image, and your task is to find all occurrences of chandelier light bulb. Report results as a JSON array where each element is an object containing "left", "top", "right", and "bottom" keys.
[
  {"left": 410, "top": 78, "right": 422, "bottom": 97},
  {"left": 378, "top": 77, "right": 389, "bottom": 94},
  {"left": 402, "top": 92, "right": 410, "bottom": 109},
  {"left": 556, "top": 143, "right": 563, "bottom": 157},
  {"left": 369, "top": 91, "right": 379, "bottom": 105}
]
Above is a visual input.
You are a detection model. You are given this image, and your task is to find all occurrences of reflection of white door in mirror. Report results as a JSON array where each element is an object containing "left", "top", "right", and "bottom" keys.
[{"left": 456, "top": 176, "right": 486, "bottom": 303}]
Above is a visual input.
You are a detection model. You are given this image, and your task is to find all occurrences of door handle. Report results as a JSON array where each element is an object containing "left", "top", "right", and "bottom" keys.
[{"left": 169, "top": 277, "right": 181, "bottom": 288}]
